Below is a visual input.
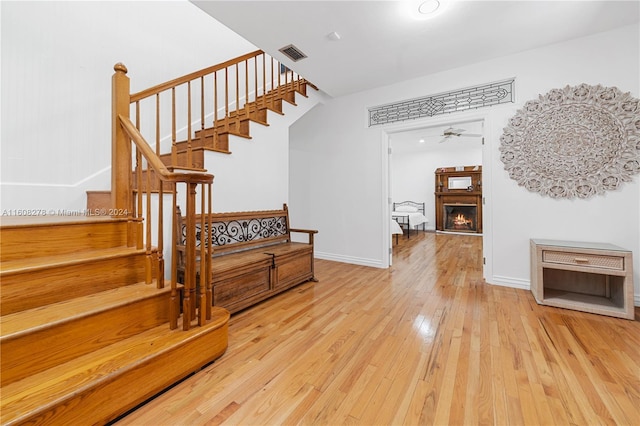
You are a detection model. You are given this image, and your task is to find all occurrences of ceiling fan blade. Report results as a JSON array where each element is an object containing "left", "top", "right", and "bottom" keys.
[
  {"left": 438, "top": 136, "right": 450, "bottom": 143},
  {"left": 457, "top": 133, "right": 482, "bottom": 137},
  {"left": 443, "top": 128, "right": 466, "bottom": 137}
]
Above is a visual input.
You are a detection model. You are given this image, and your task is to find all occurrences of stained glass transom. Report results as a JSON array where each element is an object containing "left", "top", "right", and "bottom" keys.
[{"left": 368, "top": 79, "right": 515, "bottom": 126}]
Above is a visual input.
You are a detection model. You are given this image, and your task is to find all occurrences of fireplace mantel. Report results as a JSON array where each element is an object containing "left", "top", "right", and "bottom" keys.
[{"left": 435, "top": 166, "right": 482, "bottom": 233}]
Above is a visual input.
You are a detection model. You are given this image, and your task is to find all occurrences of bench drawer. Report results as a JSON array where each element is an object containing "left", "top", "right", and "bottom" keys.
[
  {"left": 213, "top": 268, "right": 271, "bottom": 312},
  {"left": 274, "top": 254, "right": 312, "bottom": 290}
]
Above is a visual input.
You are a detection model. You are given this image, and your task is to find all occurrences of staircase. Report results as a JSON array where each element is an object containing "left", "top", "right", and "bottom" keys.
[
  {"left": 89, "top": 50, "right": 316, "bottom": 202},
  {"left": 0, "top": 50, "right": 315, "bottom": 424},
  {"left": 0, "top": 216, "right": 229, "bottom": 425},
  {"left": 156, "top": 78, "right": 313, "bottom": 170}
]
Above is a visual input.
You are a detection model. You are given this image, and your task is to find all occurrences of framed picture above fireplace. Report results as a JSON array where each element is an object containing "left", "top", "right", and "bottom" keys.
[{"left": 448, "top": 176, "right": 472, "bottom": 190}]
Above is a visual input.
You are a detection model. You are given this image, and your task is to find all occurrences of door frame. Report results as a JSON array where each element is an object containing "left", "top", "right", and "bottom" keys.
[{"left": 380, "top": 110, "right": 494, "bottom": 282}]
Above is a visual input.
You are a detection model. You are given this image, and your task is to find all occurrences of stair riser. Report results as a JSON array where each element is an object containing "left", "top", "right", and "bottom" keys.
[
  {"left": 294, "top": 82, "right": 308, "bottom": 96},
  {"left": 160, "top": 149, "right": 205, "bottom": 169},
  {"left": 1, "top": 252, "right": 151, "bottom": 315},
  {"left": 245, "top": 106, "right": 268, "bottom": 123},
  {"left": 226, "top": 108, "right": 263, "bottom": 121},
  {"left": 86, "top": 190, "right": 112, "bottom": 213},
  {"left": 214, "top": 118, "right": 251, "bottom": 136},
  {"left": 262, "top": 97, "right": 283, "bottom": 114},
  {"left": 0, "top": 221, "right": 129, "bottom": 262},
  {"left": 204, "top": 133, "right": 231, "bottom": 152},
  {"left": 5, "top": 320, "right": 229, "bottom": 426},
  {"left": 1, "top": 290, "right": 171, "bottom": 387}
]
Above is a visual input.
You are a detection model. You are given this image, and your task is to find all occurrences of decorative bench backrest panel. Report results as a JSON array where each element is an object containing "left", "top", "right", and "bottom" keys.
[{"left": 177, "top": 204, "right": 292, "bottom": 256}]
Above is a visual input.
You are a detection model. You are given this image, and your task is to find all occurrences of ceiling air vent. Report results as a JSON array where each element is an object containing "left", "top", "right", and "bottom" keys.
[{"left": 278, "top": 44, "right": 307, "bottom": 62}]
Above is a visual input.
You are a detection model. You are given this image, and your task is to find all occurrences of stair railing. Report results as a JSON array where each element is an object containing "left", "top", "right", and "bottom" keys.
[
  {"left": 112, "top": 64, "right": 213, "bottom": 331},
  {"left": 124, "top": 49, "right": 306, "bottom": 169},
  {"left": 111, "top": 51, "right": 308, "bottom": 330}
]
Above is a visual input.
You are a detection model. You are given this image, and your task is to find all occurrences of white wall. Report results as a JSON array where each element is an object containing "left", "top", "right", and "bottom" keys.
[
  {"left": 0, "top": 0, "right": 258, "bottom": 212},
  {"left": 289, "top": 24, "right": 640, "bottom": 303},
  {"left": 205, "top": 90, "right": 322, "bottom": 213},
  {"left": 390, "top": 143, "right": 482, "bottom": 230}
]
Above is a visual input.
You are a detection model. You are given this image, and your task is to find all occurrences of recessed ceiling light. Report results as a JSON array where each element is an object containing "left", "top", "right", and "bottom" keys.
[
  {"left": 327, "top": 31, "right": 341, "bottom": 41},
  {"left": 418, "top": 0, "right": 440, "bottom": 15},
  {"left": 419, "top": 138, "right": 425, "bottom": 143},
  {"left": 402, "top": 0, "right": 450, "bottom": 21}
]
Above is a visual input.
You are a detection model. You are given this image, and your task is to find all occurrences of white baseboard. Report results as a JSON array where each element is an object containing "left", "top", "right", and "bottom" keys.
[
  {"left": 314, "top": 251, "right": 385, "bottom": 269},
  {"left": 487, "top": 275, "right": 530, "bottom": 291}
]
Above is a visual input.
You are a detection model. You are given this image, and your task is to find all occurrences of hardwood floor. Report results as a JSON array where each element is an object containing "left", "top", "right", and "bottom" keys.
[{"left": 115, "top": 232, "right": 640, "bottom": 425}]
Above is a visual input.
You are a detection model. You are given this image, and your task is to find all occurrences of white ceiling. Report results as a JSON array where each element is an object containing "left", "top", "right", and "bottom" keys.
[
  {"left": 192, "top": 0, "right": 640, "bottom": 98},
  {"left": 389, "top": 119, "right": 484, "bottom": 153}
]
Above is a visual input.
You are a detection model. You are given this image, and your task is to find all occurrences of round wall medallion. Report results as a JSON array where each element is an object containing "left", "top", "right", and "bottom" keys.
[{"left": 499, "top": 84, "right": 640, "bottom": 198}]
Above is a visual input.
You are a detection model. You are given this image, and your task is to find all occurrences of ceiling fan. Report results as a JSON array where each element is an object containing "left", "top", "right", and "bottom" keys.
[{"left": 438, "top": 127, "right": 482, "bottom": 143}]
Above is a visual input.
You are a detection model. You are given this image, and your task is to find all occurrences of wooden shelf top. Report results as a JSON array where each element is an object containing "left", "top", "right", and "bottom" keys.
[{"left": 435, "top": 166, "right": 482, "bottom": 173}]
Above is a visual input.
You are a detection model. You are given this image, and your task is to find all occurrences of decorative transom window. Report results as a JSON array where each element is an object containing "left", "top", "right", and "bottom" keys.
[{"left": 368, "top": 79, "right": 515, "bottom": 127}]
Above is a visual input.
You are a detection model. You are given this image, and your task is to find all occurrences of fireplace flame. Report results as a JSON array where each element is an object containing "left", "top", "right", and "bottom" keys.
[{"left": 453, "top": 214, "right": 471, "bottom": 226}]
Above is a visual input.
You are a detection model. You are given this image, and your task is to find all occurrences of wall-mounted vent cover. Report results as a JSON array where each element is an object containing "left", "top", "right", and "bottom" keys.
[{"left": 279, "top": 44, "right": 307, "bottom": 62}]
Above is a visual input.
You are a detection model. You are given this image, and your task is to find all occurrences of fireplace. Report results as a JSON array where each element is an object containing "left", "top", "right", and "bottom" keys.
[
  {"left": 435, "top": 166, "right": 482, "bottom": 233},
  {"left": 443, "top": 204, "right": 477, "bottom": 233}
]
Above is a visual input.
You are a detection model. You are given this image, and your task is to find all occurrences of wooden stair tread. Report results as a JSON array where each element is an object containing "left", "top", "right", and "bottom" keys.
[
  {"left": 250, "top": 118, "right": 269, "bottom": 126},
  {"left": 265, "top": 106, "right": 285, "bottom": 115},
  {"left": 160, "top": 145, "right": 207, "bottom": 154},
  {"left": 0, "top": 246, "right": 146, "bottom": 275},
  {"left": 204, "top": 147, "right": 232, "bottom": 155},
  {"left": 0, "top": 309, "right": 230, "bottom": 424},
  {"left": 0, "top": 215, "right": 127, "bottom": 229},
  {"left": 0, "top": 281, "right": 166, "bottom": 338},
  {"left": 218, "top": 129, "right": 252, "bottom": 139}
]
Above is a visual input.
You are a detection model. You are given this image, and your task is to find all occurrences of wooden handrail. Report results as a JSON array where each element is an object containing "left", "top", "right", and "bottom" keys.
[
  {"left": 130, "top": 50, "right": 263, "bottom": 102},
  {"left": 113, "top": 63, "right": 215, "bottom": 331},
  {"left": 118, "top": 115, "right": 213, "bottom": 184}
]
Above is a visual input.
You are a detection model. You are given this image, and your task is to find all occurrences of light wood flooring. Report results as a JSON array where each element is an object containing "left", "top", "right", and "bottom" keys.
[{"left": 115, "top": 232, "right": 640, "bottom": 425}]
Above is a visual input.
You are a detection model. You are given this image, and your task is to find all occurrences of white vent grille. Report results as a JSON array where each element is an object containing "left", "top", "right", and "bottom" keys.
[{"left": 279, "top": 44, "right": 307, "bottom": 62}]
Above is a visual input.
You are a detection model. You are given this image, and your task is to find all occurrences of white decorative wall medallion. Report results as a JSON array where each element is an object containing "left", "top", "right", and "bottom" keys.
[{"left": 499, "top": 84, "right": 640, "bottom": 198}]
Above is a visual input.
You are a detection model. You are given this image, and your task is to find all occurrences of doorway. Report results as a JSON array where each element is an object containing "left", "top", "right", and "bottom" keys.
[{"left": 382, "top": 113, "right": 492, "bottom": 280}]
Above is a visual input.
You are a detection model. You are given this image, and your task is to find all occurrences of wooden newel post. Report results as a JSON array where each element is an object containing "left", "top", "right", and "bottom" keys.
[
  {"left": 183, "top": 181, "right": 198, "bottom": 330},
  {"left": 112, "top": 63, "right": 131, "bottom": 217}
]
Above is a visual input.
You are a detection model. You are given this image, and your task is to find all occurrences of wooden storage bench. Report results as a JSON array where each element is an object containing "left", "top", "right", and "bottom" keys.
[{"left": 176, "top": 204, "right": 317, "bottom": 313}]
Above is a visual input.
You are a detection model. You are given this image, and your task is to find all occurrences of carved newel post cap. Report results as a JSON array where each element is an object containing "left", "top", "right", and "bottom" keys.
[{"left": 114, "top": 63, "right": 128, "bottom": 74}]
